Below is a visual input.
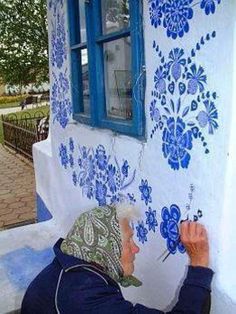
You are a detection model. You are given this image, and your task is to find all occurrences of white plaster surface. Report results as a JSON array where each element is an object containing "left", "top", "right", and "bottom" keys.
[{"left": 1, "top": 1, "right": 236, "bottom": 313}]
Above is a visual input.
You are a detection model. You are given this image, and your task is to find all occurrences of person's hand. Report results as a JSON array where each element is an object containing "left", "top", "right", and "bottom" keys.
[{"left": 180, "top": 221, "right": 209, "bottom": 268}]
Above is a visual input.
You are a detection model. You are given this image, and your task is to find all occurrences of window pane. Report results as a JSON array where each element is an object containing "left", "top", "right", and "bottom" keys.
[
  {"left": 102, "top": 0, "right": 130, "bottom": 35},
  {"left": 74, "top": 49, "right": 90, "bottom": 114},
  {"left": 79, "top": 1, "right": 87, "bottom": 43},
  {"left": 103, "top": 36, "right": 132, "bottom": 120},
  {"left": 81, "top": 49, "right": 90, "bottom": 114}
]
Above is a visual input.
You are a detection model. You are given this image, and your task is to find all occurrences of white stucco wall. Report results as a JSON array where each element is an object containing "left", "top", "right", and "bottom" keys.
[{"left": 0, "top": 1, "right": 236, "bottom": 313}]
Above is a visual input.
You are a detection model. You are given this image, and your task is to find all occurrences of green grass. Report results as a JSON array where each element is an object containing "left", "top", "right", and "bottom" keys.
[
  {"left": 0, "top": 101, "right": 20, "bottom": 109},
  {"left": 0, "top": 105, "right": 50, "bottom": 144}
]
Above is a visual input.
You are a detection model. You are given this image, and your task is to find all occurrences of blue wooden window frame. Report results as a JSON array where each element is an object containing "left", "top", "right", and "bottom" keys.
[{"left": 68, "top": 0, "right": 145, "bottom": 138}]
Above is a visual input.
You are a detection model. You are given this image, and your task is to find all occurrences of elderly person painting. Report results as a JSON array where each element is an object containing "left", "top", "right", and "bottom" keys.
[{"left": 21, "top": 205, "right": 213, "bottom": 313}]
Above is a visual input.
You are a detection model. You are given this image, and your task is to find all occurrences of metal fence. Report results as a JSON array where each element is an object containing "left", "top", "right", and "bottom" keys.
[{"left": 1, "top": 111, "right": 49, "bottom": 160}]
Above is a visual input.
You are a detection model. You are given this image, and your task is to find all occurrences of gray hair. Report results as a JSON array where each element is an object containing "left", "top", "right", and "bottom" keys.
[{"left": 114, "top": 195, "right": 140, "bottom": 221}]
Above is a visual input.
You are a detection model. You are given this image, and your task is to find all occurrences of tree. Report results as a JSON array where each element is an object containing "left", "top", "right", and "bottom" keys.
[{"left": 0, "top": 0, "right": 48, "bottom": 91}]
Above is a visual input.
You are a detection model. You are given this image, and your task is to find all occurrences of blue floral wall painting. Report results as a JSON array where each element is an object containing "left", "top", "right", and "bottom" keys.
[
  {"left": 150, "top": 32, "right": 219, "bottom": 170},
  {"left": 59, "top": 138, "right": 136, "bottom": 206},
  {"left": 148, "top": 0, "right": 221, "bottom": 39},
  {"left": 58, "top": 139, "right": 203, "bottom": 261},
  {"left": 49, "top": 0, "right": 72, "bottom": 129},
  {"left": 135, "top": 181, "right": 203, "bottom": 262}
]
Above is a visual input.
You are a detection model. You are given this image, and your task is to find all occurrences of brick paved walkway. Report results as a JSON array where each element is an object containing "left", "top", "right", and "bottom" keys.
[{"left": 0, "top": 145, "right": 36, "bottom": 230}]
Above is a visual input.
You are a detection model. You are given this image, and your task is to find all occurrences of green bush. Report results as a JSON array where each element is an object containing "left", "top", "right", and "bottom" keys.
[{"left": 0, "top": 95, "right": 27, "bottom": 105}]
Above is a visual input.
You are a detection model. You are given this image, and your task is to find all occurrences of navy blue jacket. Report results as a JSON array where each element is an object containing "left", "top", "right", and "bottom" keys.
[{"left": 21, "top": 239, "right": 214, "bottom": 314}]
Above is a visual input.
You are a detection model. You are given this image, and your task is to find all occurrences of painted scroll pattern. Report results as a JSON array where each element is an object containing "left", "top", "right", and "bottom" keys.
[
  {"left": 59, "top": 138, "right": 136, "bottom": 206},
  {"left": 150, "top": 32, "right": 219, "bottom": 170}
]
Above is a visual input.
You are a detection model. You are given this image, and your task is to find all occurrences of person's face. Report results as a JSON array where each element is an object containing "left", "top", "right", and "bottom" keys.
[{"left": 119, "top": 218, "right": 140, "bottom": 276}]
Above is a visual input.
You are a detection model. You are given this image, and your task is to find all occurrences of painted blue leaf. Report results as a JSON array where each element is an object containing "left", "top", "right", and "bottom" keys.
[
  {"left": 212, "top": 92, "right": 217, "bottom": 99},
  {"left": 206, "top": 33, "right": 210, "bottom": 40},
  {"left": 159, "top": 51, "right": 162, "bottom": 57},
  {"left": 197, "top": 95, "right": 201, "bottom": 102},
  {"left": 168, "top": 82, "right": 175, "bottom": 94},
  {"left": 182, "top": 106, "right": 190, "bottom": 118},
  {"left": 205, "top": 148, "right": 210, "bottom": 154},
  {"left": 153, "top": 41, "right": 156, "bottom": 48},
  {"left": 179, "top": 82, "right": 186, "bottom": 95},
  {"left": 212, "top": 31, "right": 216, "bottom": 38},
  {"left": 170, "top": 99, "right": 175, "bottom": 112},
  {"left": 191, "top": 49, "right": 195, "bottom": 57},
  {"left": 191, "top": 100, "right": 198, "bottom": 111},
  {"left": 196, "top": 43, "right": 200, "bottom": 50},
  {"left": 200, "top": 37, "right": 205, "bottom": 45},
  {"left": 161, "top": 56, "right": 165, "bottom": 63},
  {"left": 182, "top": 74, "right": 186, "bottom": 79},
  {"left": 187, "top": 57, "right": 192, "bottom": 64},
  {"left": 184, "top": 66, "right": 188, "bottom": 72},
  {"left": 164, "top": 107, "right": 171, "bottom": 114},
  {"left": 168, "top": 75, "right": 171, "bottom": 81},
  {"left": 206, "top": 91, "right": 210, "bottom": 98},
  {"left": 176, "top": 98, "right": 181, "bottom": 114},
  {"left": 187, "top": 122, "right": 195, "bottom": 126},
  {"left": 202, "top": 93, "right": 205, "bottom": 99}
]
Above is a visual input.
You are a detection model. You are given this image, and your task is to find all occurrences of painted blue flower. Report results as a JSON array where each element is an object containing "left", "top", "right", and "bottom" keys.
[
  {"left": 187, "top": 64, "right": 207, "bottom": 94},
  {"left": 197, "top": 100, "right": 218, "bottom": 134},
  {"left": 200, "top": 0, "right": 221, "bottom": 15},
  {"left": 162, "top": 117, "right": 193, "bottom": 170},
  {"left": 51, "top": 71, "right": 72, "bottom": 128},
  {"left": 154, "top": 66, "right": 166, "bottom": 94},
  {"left": 149, "top": 0, "right": 163, "bottom": 28},
  {"left": 51, "top": 13, "right": 66, "bottom": 69},
  {"left": 107, "top": 164, "right": 117, "bottom": 193},
  {"left": 163, "top": 0, "right": 193, "bottom": 39},
  {"left": 83, "top": 178, "right": 94, "bottom": 200},
  {"left": 168, "top": 48, "right": 186, "bottom": 81},
  {"left": 95, "top": 180, "right": 107, "bottom": 206},
  {"left": 139, "top": 179, "right": 152, "bottom": 205},
  {"left": 95, "top": 145, "right": 108, "bottom": 171},
  {"left": 150, "top": 99, "right": 161, "bottom": 122},
  {"left": 121, "top": 160, "right": 129, "bottom": 178},
  {"left": 160, "top": 204, "right": 186, "bottom": 254},
  {"left": 145, "top": 207, "right": 158, "bottom": 232},
  {"left": 136, "top": 221, "right": 148, "bottom": 244},
  {"left": 78, "top": 152, "right": 95, "bottom": 186},
  {"left": 69, "top": 137, "right": 74, "bottom": 152},
  {"left": 59, "top": 144, "right": 68, "bottom": 169},
  {"left": 72, "top": 171, "right": 77, "bottom": 186}
]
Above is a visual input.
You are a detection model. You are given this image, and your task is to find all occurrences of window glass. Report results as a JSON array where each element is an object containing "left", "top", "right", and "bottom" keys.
[
  {"left": 103, "top": 36, "right": 132, "bottom": 120},
  {"left": 80, "top": 48, "right": 90, "bottom": 114},
  {"left": 79, "top": 1, "right": 87, "bottom": 43},
  {"left": 101, "top": 0, "right": 130, "bottom": 35}
]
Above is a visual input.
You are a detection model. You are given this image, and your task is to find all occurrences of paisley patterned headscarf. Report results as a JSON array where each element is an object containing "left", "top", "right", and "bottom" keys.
[{"left": 60, "top": 205, "right": 141, "bottom": 287}]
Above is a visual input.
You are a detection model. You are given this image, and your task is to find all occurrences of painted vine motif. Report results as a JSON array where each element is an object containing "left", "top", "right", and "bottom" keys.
[
  {"left": 148, "top": 0, "right": 221, "bottom": 39},
  {"left": 49, "top": 0, "right": 72, "bottom": 129},
  {"left": 150, "top": 32, "right": 219, "bottom": 170},
  {"left": 59, "top": 138, "right": 136, "bottom": 206},
  {"left": 51, "top": 71, "right": 72, "bottom": 128}
]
